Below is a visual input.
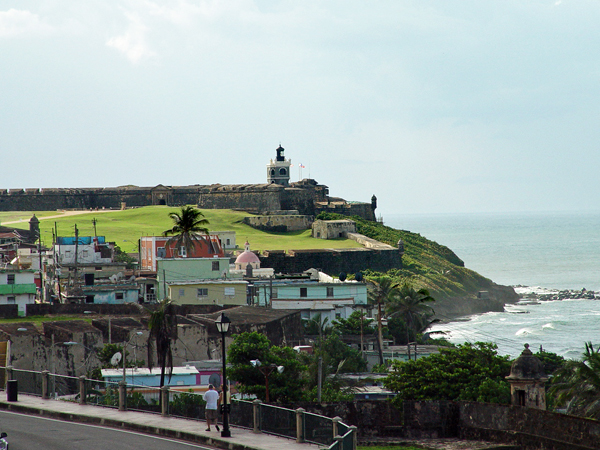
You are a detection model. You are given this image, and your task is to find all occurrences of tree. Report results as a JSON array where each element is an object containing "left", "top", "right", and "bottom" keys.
[
  {"left": 386, "top": 283, "right": 435, "bottom": 351},
  {"left": 331, "top": 311, "right": 376, "bottom": 336},
  {"left": 89, "top": 343, "right": 145, "bottom": 380},
  {"left": 147, "top": 298, "right": 178, "bottom": 388},
  {"left": 367, "top": 276, "right": 400, "bottom": 366},
  {"left": 303, "top": 313, "right": 332, "bottom": 338},
  {"left": 162, "top": 206, "right": 211, "bottom": 256},
  {"left": 383, "top": 342, "right": 512, "bottom": 406},
  {"left": 548, "top": 342, "right": 600, "bottom": 419},
  {"left": 228, "top": 332, "right": 307, "bottom": 403}
]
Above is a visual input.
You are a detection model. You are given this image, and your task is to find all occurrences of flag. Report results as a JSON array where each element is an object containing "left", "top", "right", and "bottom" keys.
[{"left": 299, "top": 164, "right": 305, "bottom": 168}]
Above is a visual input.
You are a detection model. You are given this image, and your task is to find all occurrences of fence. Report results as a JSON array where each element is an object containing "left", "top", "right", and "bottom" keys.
[{"left": 3, "top": 366, "right": 356, "bottom": 449}]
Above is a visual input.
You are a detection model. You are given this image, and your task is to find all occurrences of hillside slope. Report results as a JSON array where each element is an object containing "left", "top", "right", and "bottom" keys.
[{"left": 317, "top": 213, "right": 519, "bottom": 318}]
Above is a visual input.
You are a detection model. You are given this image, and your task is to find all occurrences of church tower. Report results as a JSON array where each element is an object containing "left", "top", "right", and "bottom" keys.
[{"left": 267, "top": 145, "right": 291, "bottom": 186}]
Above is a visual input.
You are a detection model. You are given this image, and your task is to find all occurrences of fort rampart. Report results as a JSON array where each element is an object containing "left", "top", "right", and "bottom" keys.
[
  {"left": 291, "top": 400, "right": 600, "bottom": 449},
  {"left": 260, "top": 246, "right": 402, "bottom": 275},
  {"left": 0, "top": 179, "right": 375, "bottom": 220}
]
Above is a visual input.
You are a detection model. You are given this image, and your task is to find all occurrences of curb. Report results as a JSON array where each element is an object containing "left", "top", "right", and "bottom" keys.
[{"left": 0, "top": 401, "right": 260, "bottom": 450}]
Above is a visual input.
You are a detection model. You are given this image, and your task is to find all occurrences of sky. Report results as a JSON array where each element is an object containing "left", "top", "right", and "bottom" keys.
[{"left": 2, "top": 0, "right": 600, "bottom": 216}]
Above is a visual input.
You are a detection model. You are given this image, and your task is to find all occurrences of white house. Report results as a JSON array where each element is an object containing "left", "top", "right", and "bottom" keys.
[{"left": 0, "top": 269, "right": 37, "bottom": 315}]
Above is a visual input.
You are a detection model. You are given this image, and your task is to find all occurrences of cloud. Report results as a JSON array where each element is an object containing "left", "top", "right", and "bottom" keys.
[
  {"left": 106, "top": 11, "right": 156, "bottom": 63},
  {"left": 0, "top": 9, "right": 54, "bottom": 38}
]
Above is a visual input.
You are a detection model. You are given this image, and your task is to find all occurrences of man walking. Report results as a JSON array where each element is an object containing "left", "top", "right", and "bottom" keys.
[{"left": 203, "top": 384, "right": 220, "bottom": 432}]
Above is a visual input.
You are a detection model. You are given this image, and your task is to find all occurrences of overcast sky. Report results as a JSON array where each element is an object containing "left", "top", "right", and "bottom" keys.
[{"left": 2, "top": 1, "right": 599, "bottom": 216}]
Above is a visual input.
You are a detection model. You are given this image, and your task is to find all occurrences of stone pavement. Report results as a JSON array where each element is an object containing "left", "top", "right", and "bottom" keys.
[{"left": 0, "top": 394, "right": 322, "bottom": 450}]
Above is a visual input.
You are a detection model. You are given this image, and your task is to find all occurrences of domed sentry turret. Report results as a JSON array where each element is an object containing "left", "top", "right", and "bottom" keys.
[
  {"left": 506, "top": 344, "right": 548, "bottom": 409},
  {"left": 29, "top": 214, "right": 40, "bottom": 243}
]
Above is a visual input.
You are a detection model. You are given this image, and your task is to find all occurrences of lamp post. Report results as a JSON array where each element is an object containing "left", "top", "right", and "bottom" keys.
[
  {"left": 215, "top": 313, "right": 231, "bottom": 438},
  {"left": 250, "top": 359, "right": 284, "bottom": 403},
  {"left": 122, "top": 331, "right": 144, "bottom": 384}
]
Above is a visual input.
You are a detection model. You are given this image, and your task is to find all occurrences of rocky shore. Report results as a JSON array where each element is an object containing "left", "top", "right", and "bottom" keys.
[{"left": 514, "top": 286, "right": 599, "bottom": 301}]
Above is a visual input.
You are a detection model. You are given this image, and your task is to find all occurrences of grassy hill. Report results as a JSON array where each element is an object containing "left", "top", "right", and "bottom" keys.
[
  {"left": 317, "top": 212, "right": 518, "bottom": 308},
  {"left": 4, "top": 207, "right": 517, "bottom": 314},
  {"left": 2, "top": 207, "right": 362, "bottom": 253}
]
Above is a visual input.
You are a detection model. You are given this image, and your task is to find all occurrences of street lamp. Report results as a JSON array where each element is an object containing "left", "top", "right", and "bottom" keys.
[
  {"left": 250, "top": 359, "right": 284, "bottom": 403},
  {"left": 215, "top": 312, "right": 231, "bottom": 438}
]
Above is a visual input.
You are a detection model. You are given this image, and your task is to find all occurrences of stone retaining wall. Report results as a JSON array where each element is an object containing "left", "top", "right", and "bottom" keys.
[
  {"left": 243, "top": 215, "right": 314, "bottom": 232},
  {"left": 260, "top": 247, "right": 402, "bottom": 274}
]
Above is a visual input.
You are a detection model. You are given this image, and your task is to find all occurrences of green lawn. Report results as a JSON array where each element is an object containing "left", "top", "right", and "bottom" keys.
[{"left": 15, "top": 206, "right": 364, "bottom": 253}]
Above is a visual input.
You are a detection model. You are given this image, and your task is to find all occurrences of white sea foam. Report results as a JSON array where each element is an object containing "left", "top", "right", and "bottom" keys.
[
  {"left": 541, "top": 323, "right": 554, "bottom": 330},
  {"left": 515, "top": 328, "right": 534, "bottom": 336}
]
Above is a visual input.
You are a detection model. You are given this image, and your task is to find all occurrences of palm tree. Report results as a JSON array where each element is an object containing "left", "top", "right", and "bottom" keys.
[
  {"left": 367, "top": 276, "right": 400, "bottom": 366},
  {"left": 303, "top": 313, "right": 332, "bottom": 339},
  {"left": 386, "top": 283, "right": 435, "bottom": 360},
  {"left": 549, "top": 342, "right": 600, "bottom": 419},
  {"left": 162, "top": 206, "right": 211, "bottom": 257},
  {"left": 147, "top": 298, "right": 178, "bottom": 389}
]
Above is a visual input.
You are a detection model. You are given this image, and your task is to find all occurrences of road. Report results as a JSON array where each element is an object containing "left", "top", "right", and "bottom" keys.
[{"left": 0, "top": 410, "right": 218, "bottom": 450}]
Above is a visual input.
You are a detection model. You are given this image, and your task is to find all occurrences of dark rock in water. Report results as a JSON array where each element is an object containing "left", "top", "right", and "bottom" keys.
[{"left": 518, "top": 288, "right": 598, "bottom": 303}]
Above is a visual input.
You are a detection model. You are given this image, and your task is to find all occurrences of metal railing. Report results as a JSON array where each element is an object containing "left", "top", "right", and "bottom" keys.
[{"left": 2, "top": 366, "right": 356, "bottom": 449}]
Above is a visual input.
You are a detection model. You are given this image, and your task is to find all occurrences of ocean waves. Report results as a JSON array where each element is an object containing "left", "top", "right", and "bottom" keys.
[{"left": 429, "top": 295, "right": 600, "bottom": 359}]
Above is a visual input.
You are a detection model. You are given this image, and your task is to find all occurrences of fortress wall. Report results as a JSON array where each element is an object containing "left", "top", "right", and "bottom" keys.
[
  {"left": 315, "top": 202, "right": 376, "bottom": 221},
  {"left": 260, "top": 247, "right": 402, "bottom": 275},
  {"left": 198, "top": 190, "right": 282, "bottom": 212},
  {"left": 243, "top": 215, "right": 314, "bottom": 232},
  {"left": 280, "top": 188, "right": 323, "bottom": 215}
]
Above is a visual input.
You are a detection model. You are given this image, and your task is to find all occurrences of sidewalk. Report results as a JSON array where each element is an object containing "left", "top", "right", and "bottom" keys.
[{"left": 0, "top": 394, "right": 322, "bottom": 450}]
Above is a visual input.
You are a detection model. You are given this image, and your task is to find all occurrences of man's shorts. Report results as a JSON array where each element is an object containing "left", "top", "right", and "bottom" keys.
[{"left": 206, "top": 409, "right": 218, "bottom": 421}]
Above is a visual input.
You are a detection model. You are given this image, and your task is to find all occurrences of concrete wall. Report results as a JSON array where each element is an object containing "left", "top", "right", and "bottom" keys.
[
  {"left": 244, "top": 215, "right": 313, "bottom": 232},
  {"left": 260, "top": 248, "right": 402, "bottom": 275}
]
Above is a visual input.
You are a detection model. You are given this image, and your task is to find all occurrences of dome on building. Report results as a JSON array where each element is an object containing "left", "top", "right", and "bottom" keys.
[
  {"left": 235, "top": 241, "right": 260, "bottom": 270},
  {"left": 507, "top": 344, "right": 547, "bottom": 381}
]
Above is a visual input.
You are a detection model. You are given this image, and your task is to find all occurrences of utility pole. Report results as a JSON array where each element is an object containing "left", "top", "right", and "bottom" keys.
[{"left": 73, "top": 225, "right": 79, "bottom": 289}]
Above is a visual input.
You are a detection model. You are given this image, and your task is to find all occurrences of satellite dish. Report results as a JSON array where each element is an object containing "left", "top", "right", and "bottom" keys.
[
  {"left": 339, "top": 272, "right": 347, "bottom": 282},
  {"left": 111, "top": 352, "right": 122, "bottom": 366},
  {"left": 208, "top": 373, "right": 221, "bottom": 388},
  {"left": 355, "top": 272, "right": 363, "bottom": 282}
]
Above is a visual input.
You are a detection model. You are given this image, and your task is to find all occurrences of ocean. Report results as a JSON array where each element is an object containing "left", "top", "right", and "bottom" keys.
[{"left": 384, "top": 211, "right": 600, "bottom": 359}]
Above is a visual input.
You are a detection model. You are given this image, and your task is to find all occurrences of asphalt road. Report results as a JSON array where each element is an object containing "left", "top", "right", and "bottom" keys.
[{"left": 0, "top": 410, "right": 219, "bottom": 450}]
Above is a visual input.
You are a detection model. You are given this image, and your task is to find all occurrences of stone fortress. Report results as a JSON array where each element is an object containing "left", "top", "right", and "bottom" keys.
[{"left": 0, "top": 146, "right": 377, "bottom": 221}]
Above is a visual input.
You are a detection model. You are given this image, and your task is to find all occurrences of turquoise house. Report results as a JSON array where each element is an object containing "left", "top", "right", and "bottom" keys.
[{"left": 101, "top": 366, "right": 200, "bottom": 387}]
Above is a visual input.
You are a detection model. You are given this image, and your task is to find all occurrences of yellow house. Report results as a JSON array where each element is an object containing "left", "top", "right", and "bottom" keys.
[{"left": 168, "top": 280, "right": 248, "bottom": 306}]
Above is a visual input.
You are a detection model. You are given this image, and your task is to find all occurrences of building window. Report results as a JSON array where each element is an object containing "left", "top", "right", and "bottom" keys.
[
  {"left": 85, "top": 295, "right": 94, "bottom": 304},
  {"left": 271, "top": 288, "right": 278, "bottom": 299},
  {"left": 279, "top": 168, "right": 287, "bottom": 176},
  {"left": 157, "top": 247, "right": 166, "bottom": 258},
  {"left": 82, "top": 250, "right": 89, "bottom": 258},
  {"left": 226, "top": 239, "right": 230, "bottom": 246},
  {"left": 7, "top": 274, "right": 15, "bottom": 285},
  {"left": 7, "top": 296, "right": 15, "bottom": 304},
  {"left": 180, "top": 246, "right": 187, "bottom": 257},
  {"left": 300, "top": 287, "right": 307, "bottom": 298},
  {"left": 115, "top": 292, "right": 124, "bottom": 300},
  {"left": 197, "top": 288, "right": 208, "bottom": 297},
  {"left": 224, "top": 287, "right": 235, "bottom": 297},
  {"left": 212, "top": 261, "right": 219, "bottom": 271},
  {"left": 179, "top": 289, "right": 185, "bottom": 297},
  {"left": 327, "top": 287, "right": 334, "bottom": 297},
  {"left": 95, "top": 266, "right": 102, "bottom": 271}
]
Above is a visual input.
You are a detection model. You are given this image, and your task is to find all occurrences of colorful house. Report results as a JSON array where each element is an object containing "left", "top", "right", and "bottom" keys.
[
  {"left": 0, "top": 269, "right": 36, "bottom": 315},
  {"left": 139, "top": 235, "right": 225, "bottom": 271}
]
